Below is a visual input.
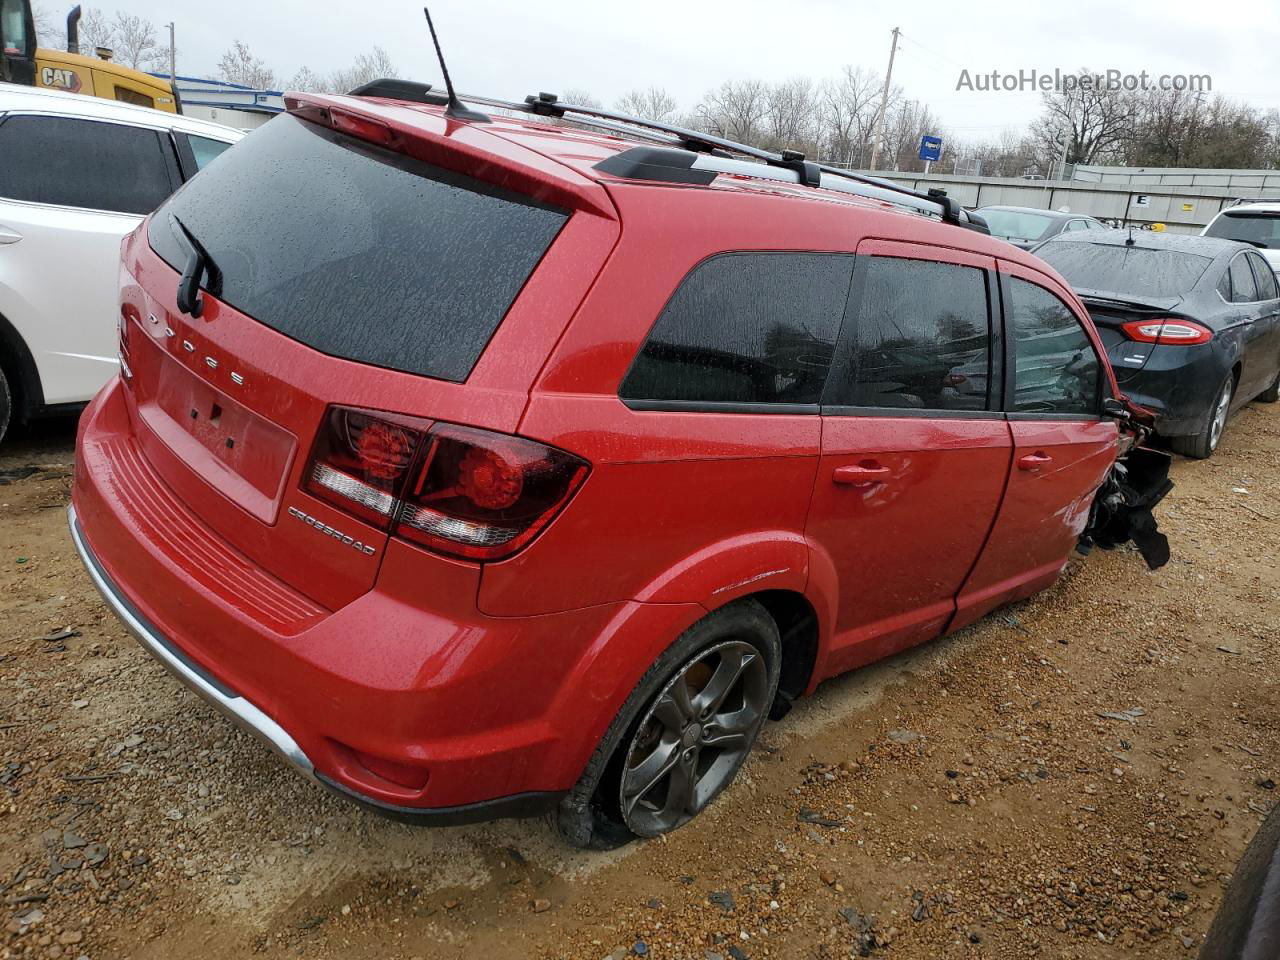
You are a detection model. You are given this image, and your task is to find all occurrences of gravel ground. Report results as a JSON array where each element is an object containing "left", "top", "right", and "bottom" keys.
[{"left": 1, "top": 403, "right": 1277, "bottom": 960}]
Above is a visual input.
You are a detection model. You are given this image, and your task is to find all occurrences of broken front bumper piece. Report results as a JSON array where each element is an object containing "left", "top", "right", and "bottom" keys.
[{"left": 1079, "top": 445, "right": 1173, "bottom": 570}]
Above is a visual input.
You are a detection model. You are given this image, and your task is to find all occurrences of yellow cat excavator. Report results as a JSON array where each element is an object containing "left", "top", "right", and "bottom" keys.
[{"left": 1, "top": 2, "right": 178, "bottom": 112}]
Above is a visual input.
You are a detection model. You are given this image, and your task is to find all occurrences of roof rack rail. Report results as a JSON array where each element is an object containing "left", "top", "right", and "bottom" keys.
[
  {"left": 1227, "top": 196, "right": 1280, "bottom": 207},
  {"left": 507, "top": 92, "right": 983, "bottom": 231},
  {"left": 345, "top": 81, "right": 987, "bottom": 232}
]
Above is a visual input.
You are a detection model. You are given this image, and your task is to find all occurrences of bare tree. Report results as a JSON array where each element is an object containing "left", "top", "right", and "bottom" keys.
[
  {"left": 76, "top": 7, "right": 115, "bottom": 55},
  {"left": 110, "top": 12, "right": 156, "bottom": 69},
  {"left": 560, "top": 88, "right": 602, "bottom": 109},
  {"left": 818, "top": 66, "right": 880, "bottom": 167},
  {"left": 32, "top": 4, "right": 59, "bottom": 48},
  {"left": 1029, "top": 70, "right": 1136, "bottom": 167},
  {"left": 763, "top": 77, "right": 818, "bottom": 154},
  {"left": 695, "top": 79, "right": 769, "bottom": 143},
  {"left": 287, "top": 66, "right": 328, "bottom": 93},
  {"left": 616, "top": 87, "right": 678, "bottom": 122},
  {"left": 217, "top": 40, "right": 277, "bottom": 90},
  {"left": 329, "top": 46, "right": 398, "bottom": 92}
]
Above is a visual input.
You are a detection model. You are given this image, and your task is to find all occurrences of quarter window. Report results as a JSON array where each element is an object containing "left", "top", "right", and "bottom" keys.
[
  {"left": 621, "top": 253, "right": 853, "bottom": 406},
  {"left": 1008, "top": 278, "right": 1100, "bottom": 416},
  {"left": 1247, "top": 254, "right": 1279, "bottom": 301},
  {"left": 187, "top": 134, "right": 233, "bottom": 170},
  {"left": 829, "top": 257, "right": 991, "bottom": 411},
  {"left": 0, "top": 115, "right": 174, "bottom": 214},
  {"left": 1228, "top": 255, "right": 1259, "bottom": 303}
]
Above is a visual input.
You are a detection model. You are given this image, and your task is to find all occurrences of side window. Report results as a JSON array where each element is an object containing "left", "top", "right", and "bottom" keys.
[
  {"left": 1063, "top": 220, "right": 1087, "bottom": 232},
  {"left": 0, "top": 115, "right": 174, "bottom": 214},
  {"left": 1008, "top": 277, "right": 1100, "bottom": 416},
  {"left": 1248, "top": 253, "right": 1279, "bottom": 301},
  {"left": 1228, "top": 255, "right": 1259, "bottom": 303},
  {"left": 113, "top": 87, "right": 155, "bottom": 109},
  {"left": 620, "top": 253, "right": 853, "bottom": 406},
  {"left": 1218, "top": 269, "right": 1233, "bottom": 301},
  {"left": 187, "top": 135, "right": 233, "bottom": 171},
  {"left": 829, "top": 257, "right": 991, "bottom": 411}
]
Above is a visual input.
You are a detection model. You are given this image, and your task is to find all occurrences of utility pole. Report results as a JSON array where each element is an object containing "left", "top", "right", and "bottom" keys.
[
  {"left": 166, "top": 22, "right": 176, "bottom": 86},
  {"left": 868, "top": 26, "right": 900, "bottom": 172}
]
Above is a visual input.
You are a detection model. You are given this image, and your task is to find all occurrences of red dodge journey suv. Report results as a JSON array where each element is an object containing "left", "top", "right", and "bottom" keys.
[{"left": 70, "top": 85, "right": 1162, "bottom": 847}]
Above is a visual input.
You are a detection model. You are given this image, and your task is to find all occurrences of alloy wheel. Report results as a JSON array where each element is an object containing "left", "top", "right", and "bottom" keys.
[
  {"left": 619, "top": 639, "right": 770, "bottom": 837},
  {"left": 1209, "top": 379, "right": 1232, "bottom": 451}
]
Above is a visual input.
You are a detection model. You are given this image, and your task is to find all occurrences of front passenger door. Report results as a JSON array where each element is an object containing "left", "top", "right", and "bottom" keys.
[{"left": 954, "top": 266, "right": 1118, "bottom": 630}]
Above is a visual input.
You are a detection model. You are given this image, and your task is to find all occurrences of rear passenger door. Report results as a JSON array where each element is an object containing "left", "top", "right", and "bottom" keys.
[
  {"left": 1243, "top": 252, "right": 1280, "bottom": 394},
  {"left": 954, "top": 265, "right": 1116, "bottom": 630},
  {"left": 807, "top": 240, "right": 1011, "bottom": 674}
]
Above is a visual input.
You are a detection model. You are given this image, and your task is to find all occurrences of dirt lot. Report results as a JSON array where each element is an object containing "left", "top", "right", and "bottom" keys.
[{"left": 1, "top": 405, "right": 1277, "bottom": 960}]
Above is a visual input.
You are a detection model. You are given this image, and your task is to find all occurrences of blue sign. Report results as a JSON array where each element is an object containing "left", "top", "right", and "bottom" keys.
[{"left": 919, "top": 135, "right": 943, "bottom": 162}]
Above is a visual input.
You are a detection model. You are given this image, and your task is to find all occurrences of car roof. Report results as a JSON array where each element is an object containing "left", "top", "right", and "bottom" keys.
[
  {"left": 977, "top": 205, "right": 1089, "bottom": 221},
  {"left": 1041, "top": 229, "right": 1250, "bottom": 258},
  {"left": 0, "top": 83, "right": 243, "bottom": 141},
  {"left": 308, "top": 93, "right": 1045, "bottom": 266}
]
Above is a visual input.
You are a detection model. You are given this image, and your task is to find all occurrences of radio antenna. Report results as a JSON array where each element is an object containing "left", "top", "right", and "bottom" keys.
[{"left": 422, "top": 7, "right": 489, "bottom": 122}]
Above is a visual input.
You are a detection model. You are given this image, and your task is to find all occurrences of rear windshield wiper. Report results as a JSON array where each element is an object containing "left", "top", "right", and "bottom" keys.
[{"left": 170, "top": 214, "right": 222, "bottom": 318}]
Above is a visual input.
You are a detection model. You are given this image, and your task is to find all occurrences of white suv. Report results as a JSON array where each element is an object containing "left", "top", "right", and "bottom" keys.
[
  {"left": 1203, "top": 201, "right": 1280, "bottom": 276},
  {"left": 0, "top": 85, "right": 242, "bottom": 442}
]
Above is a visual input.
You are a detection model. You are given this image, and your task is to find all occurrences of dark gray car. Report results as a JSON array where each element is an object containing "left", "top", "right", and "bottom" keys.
[
  {"left": 1036, "top": 231, "right": 1280, "bottom": 458},
  {"left": 976, "top": 205, "right": 1106, "bottom": 249}
]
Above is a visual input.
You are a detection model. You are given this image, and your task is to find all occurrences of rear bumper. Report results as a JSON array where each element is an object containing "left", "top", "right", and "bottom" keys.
[
  {"left": 71, "top": 377, "right": 704, "bottom": 822},
  {"left": 68, "top": 503, "right": 561, "bottom": 826},
  {"left": 1112, "top": 343, "right": 1228, "bottom": 437}
]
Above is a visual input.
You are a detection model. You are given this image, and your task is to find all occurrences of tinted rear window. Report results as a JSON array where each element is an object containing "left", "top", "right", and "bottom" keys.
[
  {"left": 1205, "top": 212, "right": 1280, "bottom": 249},
  {"left": 1037, "top": 242, "right": 1211, "bottom": 298},
  {"left": 980, "top": 209, "right": 1055, "bottom": 243},
  {"left": 149, "top": 114, "right": 568, "bottom": 383},
  {"left": 620, "top": 253, "right": 854, "bottom": 406}
]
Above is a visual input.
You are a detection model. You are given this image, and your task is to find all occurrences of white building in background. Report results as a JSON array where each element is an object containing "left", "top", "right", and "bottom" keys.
[{"left": 148, "top": 74, "right": 283, "bottom": 131}]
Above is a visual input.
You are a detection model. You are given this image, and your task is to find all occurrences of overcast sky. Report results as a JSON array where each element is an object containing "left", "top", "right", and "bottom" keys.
[{"left": 74, "top": 0, "right": 1280, "bottom": 141}]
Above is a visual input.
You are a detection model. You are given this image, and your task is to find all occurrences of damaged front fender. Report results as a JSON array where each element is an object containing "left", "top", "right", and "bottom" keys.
[{"left": 1079, "top": 444, "right": 1173, "bottom": 570}]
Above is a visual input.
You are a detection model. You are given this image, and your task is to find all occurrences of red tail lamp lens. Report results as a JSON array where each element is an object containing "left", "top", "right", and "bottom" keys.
[
  {"left": 304, "top": 407, "right": 430, "bottom": 527},
  {"left": 1121, "top": 318, "right": 1213, "bottom": 345},
  {"left": 396, "top": 424, "right": 588, "bottom": 560}
]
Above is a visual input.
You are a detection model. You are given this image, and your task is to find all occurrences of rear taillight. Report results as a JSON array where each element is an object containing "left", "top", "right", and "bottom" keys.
[
  {"left": 303, "top": 407, "right": 588, "bottom": 561},
  {"left": 305, "top": 407, "right": 430, "bottom": 527},
  {"left": 396, "top": 425, "right": 588, "bottom": 561},
  {"left": 1121, "top": 318, "right": 1213, "bottom": 345}
]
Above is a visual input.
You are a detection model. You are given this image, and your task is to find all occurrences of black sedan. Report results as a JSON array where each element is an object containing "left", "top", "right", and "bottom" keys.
[
  {"left": 1035, "top": 231, "right": 1280, "bottom": 458},
  {"left": 976, "top": 205, "right": 1106, "bottom": 249}
]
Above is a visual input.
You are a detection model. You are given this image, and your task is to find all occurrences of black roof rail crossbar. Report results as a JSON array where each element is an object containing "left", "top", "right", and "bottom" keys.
[
  {"left": 594, "top": 147, "right": 718, "bottom": 186},
  {"left": 348, "top": 78, "right": 449, "bottom": 105}
]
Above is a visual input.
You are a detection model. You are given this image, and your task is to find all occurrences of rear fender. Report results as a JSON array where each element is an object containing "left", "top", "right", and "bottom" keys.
[{"left": 634, "top": 531, "right": 811, "bottom": 607}]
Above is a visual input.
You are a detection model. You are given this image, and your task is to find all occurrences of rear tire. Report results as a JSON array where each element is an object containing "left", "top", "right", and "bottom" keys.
[
  {"left": 0, "top": 367, "right": 11, "bottom": 446},
  {"left": 1171, "top": 374, "right": 1233, "bottom": 460},
  {"left": 1259, "top": 364, "right": 1280, "bottom": 403},
  {"left": 555, "top": 599, "right": 781, "bottom": 849}
]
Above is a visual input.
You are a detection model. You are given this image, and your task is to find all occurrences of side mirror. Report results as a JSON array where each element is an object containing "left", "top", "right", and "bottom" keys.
[{"left": 1101, "top": 397, "right": 1128, "bottom": 419}]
